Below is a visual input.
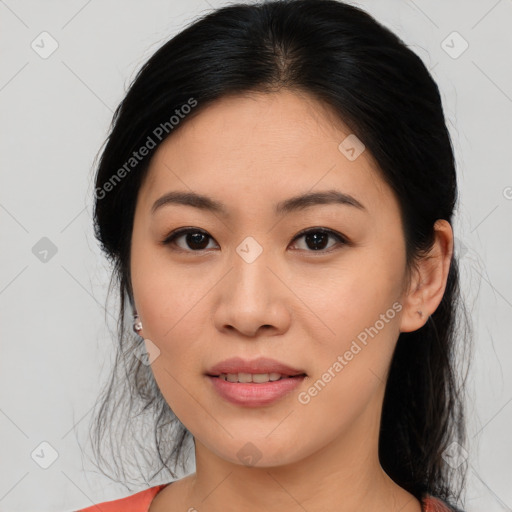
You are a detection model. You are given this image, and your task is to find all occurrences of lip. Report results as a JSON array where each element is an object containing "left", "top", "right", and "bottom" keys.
[
  {"left": 205, "top": 357, "right": 307, "bottom": 407},
  {"left": 206, "top": 356, "right": 306, "bottom": 377},
  {"left": 206, "top": 375, "right": 306, "bottom": 407}
]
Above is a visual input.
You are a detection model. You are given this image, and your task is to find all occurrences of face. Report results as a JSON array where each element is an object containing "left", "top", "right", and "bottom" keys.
[{"left": 130, "top": 89, "right": 411, "bottom": 469}]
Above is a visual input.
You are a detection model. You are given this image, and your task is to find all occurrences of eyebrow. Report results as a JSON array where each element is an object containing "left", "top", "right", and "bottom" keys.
[{"left": 151, "top": 189, "right": 366, "bottom": 216}]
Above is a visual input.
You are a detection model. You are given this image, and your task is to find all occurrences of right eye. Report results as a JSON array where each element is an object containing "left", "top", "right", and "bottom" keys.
[{"left": 161, "top": 227, "right": 219, "bottom": 252}]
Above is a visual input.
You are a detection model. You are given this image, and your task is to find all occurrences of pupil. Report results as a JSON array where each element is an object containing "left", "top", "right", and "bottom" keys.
[
  {"left": 187, "top": 233, "right": 208, "bottom": 250},
  {"left": 306, "top": 232, "right": 328, "bottom": 250}
]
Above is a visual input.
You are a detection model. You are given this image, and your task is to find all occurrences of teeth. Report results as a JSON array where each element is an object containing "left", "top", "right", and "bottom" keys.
[{"left": 218, "top": 372, "right": 286, "bottom": 383}]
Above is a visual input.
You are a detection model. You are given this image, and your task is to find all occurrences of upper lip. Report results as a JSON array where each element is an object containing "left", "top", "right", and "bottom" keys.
[{"left": 206, "top": 357, "right": 306, "bottom": 377}]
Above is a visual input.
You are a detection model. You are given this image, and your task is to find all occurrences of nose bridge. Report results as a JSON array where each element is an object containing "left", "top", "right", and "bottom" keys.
[
  {"left": 230, "top": 236, "right": 274, "bottom": 306},
  {"left": 213, "top": 235, "right": 289, "bottom": 335}
]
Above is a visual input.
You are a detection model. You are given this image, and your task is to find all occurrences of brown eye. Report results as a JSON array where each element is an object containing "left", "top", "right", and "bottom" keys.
[
  {"left": 290, "top": 228, "right": 347, "bottom": 252},
  {"left": 162, "top": 228, "right": 217, "bottom": 251}
]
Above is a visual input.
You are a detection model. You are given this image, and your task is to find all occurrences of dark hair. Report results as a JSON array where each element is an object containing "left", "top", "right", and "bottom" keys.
[{"left": 88, "top": 0, "right": 471, "bottom": 507}]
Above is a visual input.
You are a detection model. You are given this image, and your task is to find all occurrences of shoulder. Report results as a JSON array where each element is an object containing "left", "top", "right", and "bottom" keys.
[
  {"left": 75, "top": 483, "right": 170, "bottom": 512},
  {"left": 422, "top": 494, "right": 466, "bottom": 512}
]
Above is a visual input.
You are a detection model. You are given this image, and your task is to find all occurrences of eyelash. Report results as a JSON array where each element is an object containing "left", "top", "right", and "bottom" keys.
[{"left": 161, "top": 227, "right": 349, "bottom": 255}]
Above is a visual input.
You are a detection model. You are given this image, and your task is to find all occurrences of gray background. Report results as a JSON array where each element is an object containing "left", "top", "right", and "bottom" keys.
[{"left": 1, "top": 0, "right": 511, "bottom": 511}]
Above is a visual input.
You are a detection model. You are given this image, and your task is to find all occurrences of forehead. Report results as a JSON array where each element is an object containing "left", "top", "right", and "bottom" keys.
[{"left": 139, "top": 90, "right": 394, "bottom": 218}]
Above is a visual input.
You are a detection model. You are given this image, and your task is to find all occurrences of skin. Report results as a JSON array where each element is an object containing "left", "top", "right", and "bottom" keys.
[{"left": 129, "top": 89, "right": 453, "bottom": 512}]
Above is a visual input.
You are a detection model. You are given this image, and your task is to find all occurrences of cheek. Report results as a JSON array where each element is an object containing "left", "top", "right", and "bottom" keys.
[
  {"left": 134, "top": 272, "right": 209, "bottom": 422},
  {"left": 150, "top": 357, "right": 197, "bottom": 420},
  {"left": 302, "top": 253, "right": 402, "bottom": 342},
  {"left": 298, "top": 251, "right": 403, "bottom": 400},
  {"left": 296, "top": 299, "right": 400, "bottom": 446},
  {"left": 131, "top": 239, "right": 205, "bottom": 339}
]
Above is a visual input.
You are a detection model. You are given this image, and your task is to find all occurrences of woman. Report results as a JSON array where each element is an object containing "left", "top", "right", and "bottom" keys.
[{"left": 77, "top": 0, "right": 470, "bottom": 510}]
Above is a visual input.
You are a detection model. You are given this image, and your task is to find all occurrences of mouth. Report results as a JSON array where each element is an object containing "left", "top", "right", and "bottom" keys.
[
  {"left": 204, "top": 357, "right": 307, "bottom": 407},
  {"left": 206, "top": 373, "right": 307, "bottom": 407},
  {"left": 207, "top": 372, "right": 307, "bottom": 383},
  {"left": 206, "top": 356, "right": 307, "bottom": 380}
]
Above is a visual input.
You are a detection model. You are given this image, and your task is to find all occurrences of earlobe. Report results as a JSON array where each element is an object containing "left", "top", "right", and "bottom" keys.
[
  {"left": 399, "top": 307, "right": 428, "bottom": 333},
  {"left": 399, "top": 267, "right": 429, "bottom": 333},
  {"left": 133, "top": 312, "right": 144, "bottom": 335},
  {"left": 399, "top": 219, "right": 453, "bottom": 333}
]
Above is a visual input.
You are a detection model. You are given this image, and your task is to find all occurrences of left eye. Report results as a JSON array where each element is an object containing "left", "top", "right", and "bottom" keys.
[
  {"left": 161, "top": 227, "right": 347, "bottom": 253},
  {"left": 290, "top": 228, "right": 347, "bottom": 252}
]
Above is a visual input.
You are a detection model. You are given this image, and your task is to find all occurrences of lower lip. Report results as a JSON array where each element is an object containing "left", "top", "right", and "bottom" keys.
[{"left": 206, "top": 375, "right": 306, "bottom": 407}]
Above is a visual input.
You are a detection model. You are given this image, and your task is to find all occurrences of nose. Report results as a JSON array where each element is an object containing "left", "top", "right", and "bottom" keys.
[{"left": 213, "top": 249, "right": 292, "bottom": 338}]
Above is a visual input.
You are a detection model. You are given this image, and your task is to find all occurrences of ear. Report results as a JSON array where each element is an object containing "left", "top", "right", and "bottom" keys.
[{"left": 399, "top": 219, "right": 454, "bottom": 333}]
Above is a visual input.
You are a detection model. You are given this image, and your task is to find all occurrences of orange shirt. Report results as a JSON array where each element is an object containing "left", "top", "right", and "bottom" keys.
[
  {"left": 75, "top": 484, "right": 168, "bottom": 512},
  {"left": 75, "top": 483, "right": 460, "bottom": 511}
]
